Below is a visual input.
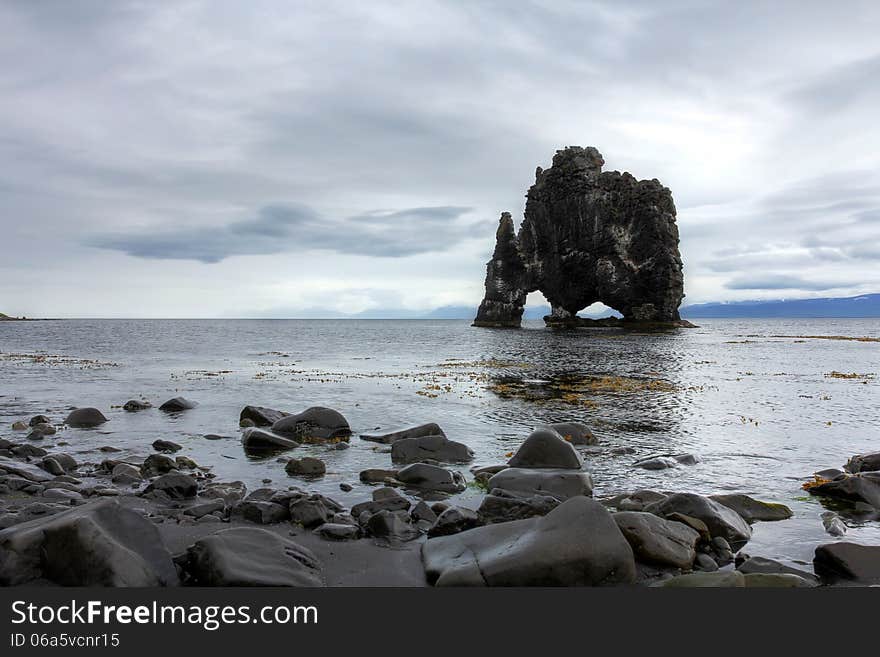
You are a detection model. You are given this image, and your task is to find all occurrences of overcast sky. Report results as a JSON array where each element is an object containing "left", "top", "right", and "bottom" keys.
[{"left": 2, "top": 0, "right": 879, "bottom": 318}]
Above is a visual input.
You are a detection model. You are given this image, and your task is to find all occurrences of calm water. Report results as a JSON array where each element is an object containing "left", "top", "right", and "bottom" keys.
[{"left": 1, "top": 318, "right": 879, "bottom": 567}]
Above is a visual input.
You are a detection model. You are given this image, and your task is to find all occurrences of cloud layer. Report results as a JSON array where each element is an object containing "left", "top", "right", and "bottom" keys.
[{"left": 1, "top": 1, "right": 879, "bottom": 317}]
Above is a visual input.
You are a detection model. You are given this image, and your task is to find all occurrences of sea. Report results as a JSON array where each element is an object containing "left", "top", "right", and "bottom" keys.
[{"left": 1, "top": 318, "right": 878, "bottom": 567}]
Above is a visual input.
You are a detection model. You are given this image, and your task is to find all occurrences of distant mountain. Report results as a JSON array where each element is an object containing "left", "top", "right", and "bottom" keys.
[{"left": 682, "top": 294, "right": 880, "bottom": 318}]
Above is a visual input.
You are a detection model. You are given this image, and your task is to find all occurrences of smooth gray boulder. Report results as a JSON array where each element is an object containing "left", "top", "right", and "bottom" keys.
[
  {"left": 423, "top": 496, "right": 636, "bottom": 586},
  {"left": 123, "top": 399, "right": 151, "bottom": 411},
  {"left": 365, "top": 510, "right": 420, "bottom": 542},
  {"left": 359, "top": 468, "right": 399, "bottom": 483},
  {"left": 360, "top": 422, "right": 446, "bottom": 444},
  {"left": 272, "top": 407, "right": 351, "bottom": 443},
  {"left": 396, "top": 463, "right": 466, "bottom": 493},
  {"left": 285, "top": 457, "right": 326, "bottom": 477},
  {"left": 613, "top": 511, "right": 699, "bottom": 570},
  {"left": 40, "top": 454, "right": 77, "bottom": 475},
  {"left": 709, "top": 494, "right": 793, "bottom": 522},
  {"left": 159, "top": 397, "right": 198, "bottom": 412},
  {"left": 736, "top": 556, "right": 818, "bottom": 583},
  {"left": 808, "top": 472, "right": 880, "bottom": 508},
  {"left": 545, "top": 422, "right": 597, "bottom": 446},
  {"left": 845, "top": 451, "right": 880, "bottom": 474},
  {"left": 313, "top": 523, "right": 360, "bottom": 541},
  {"left": 644, "top": 493, "right": 752, "bottom": 549},
  {"left": 428, "top": 507, "right": 482, "bottom": 537},
  {"left": 241, "top": 427, "right": 300, "bottom": 453},
  {"left": 0, "top": 499, "right": 177, "bottom": 586},
  {"left": 152, "top": 439, "right": 182, "bottom": 453},
  {"left": 238, "top": 500, "right": 289, "bottom": 524},
  {"left": 507, "top": 428, "right": 583, "bottom": 469},
  {"left": 814, "top": 542, "right": 880, "bottom": 583},
  {"left": 604, "top": 489, "right": 667, "bottom": 512},
  {"left": 487, "top": 467, "right": 593, "bottom": 501},
  {"left": 240, "top": 405, "right": 289, "bottom": 427},
  {"left": 352, "top": 489, "right": 411, "bottom": 518},
  {"left": 477, "top": 490, "right": 560, "bottom": 523},
  {"left": 633, "top": 456, "right": 678, "bottom": 470},
  {"left": 391, "top": 434, "right": 474, "bottom": 464},
  {"left": 144, "top": 472, "right": 197, "bottom": 499},
  {"left": 289, "top": 493, "right": 341, "bottom": 528},
  {"left": 64, "top": 407, "right": 108, "bottom": 428},
  {"left": 0, "top": 456, "right": 53, "bottom": 483},
  {"left": 185, "top": 527, "right": 322, "bottom": 586},
  {"left": 141, "top": 453, "right": 177, "bottom": 477}
]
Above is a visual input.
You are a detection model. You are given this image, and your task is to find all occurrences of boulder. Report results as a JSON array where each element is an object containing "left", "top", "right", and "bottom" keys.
[
  {"left": 614, "top": 511, "right": 699, "bottom": 570},
  {"left": 359, "top": 468, "right": 398, "bottom": 484},
  {"left": 144, "top": 472, "right": 197, "bottom": 499},
  {"left": 478, "top": 490, "right": 560, "bottom": 523},
  {"left": 845, "top": 452, "right": 880, "bottom": 474},
  {"left": 152, "top": 439, "right": 182, "bottom": 453},
  {"left": 423, "top": 497, "right": 636, "bottom": 586},
  {"left": 633, "top": 456, "right": 678, "bottom": 470},
  {"left": 365, "top": 510, "right": 420, "bottom": 542},
  {"left": 123, "top": 400, "right": 152, "bottom": 412},
  {"left": 12, "top": 420, "right": 28, "bottom": 431},
  {"left": 158, "top": 397, "right": 198, "bottom": 412},
  {"left": 352, "top": 490, "right": 411, "bottom": 518},
  {"left": 507, "top": 428, "right": 584, "bottom": 470},
  {"left": 285, "top": 457, "right": 326, "bottom": 477},
  {"left": 0, "top": 499, "right": 177, "bottom": 586},
  {"left": 814, "top": 542, "right": 880, "bottom": 583},
  {"left": 807, "top": 472, "right": 880, "bottom": 508},
  {"left": 64, "top": 407, "right": 108, "bottom": 428},
  {"left": 396, "top": 463, "right": 466, "bottom": 493},
  {"left": 736, "top": 556, "right": 819, "bottom": 583},
  {"left": 288, "top": 494, "right": 335, "bottom": 528},
  {"left": 487, "top": 467, "right": 593, "bottom": 500},
  {"left": 360, "top": 422, "right": 446, "bottom": 444},
  {"left": 0, "top": 456, "right": 53, "bottom": 482},
  {"left": 241, "top": 427, "right": 300, "bottom": 453},
  {"left": 313, "top": 523, "right": 360, "bottom": 541},
  {"left": 240, "top": 405, "right": 289, "bottom": 427},
  {"left": 411, "top": 501, "right": 438, "bottom": 524},
  {"left": 605, "top": 489, "right": 667, "bottom": 512},
  {"left": 821, "top": 511, "right": 847, "bottom": 536},
  {"left": 40, "top": 454, "right": 77, "bottom": 475},
  {"left": 709, "top": 494, "right": 793, "bottom": 522},
  {"left": 11, "top": 444, "right": 46, "bottom": 458},
  {"left": 29, "top": 415, "right": 52, "bottom": 426},
  {"left": 238, "top": 500, "right": 289, "bottom": 524},
  {"left": 30, "top": 422, "right": 56, "bottom": 436},
  {"left": 271, "top": 407, "right": 351, "bottom": 443},
  {"left": 546, "top": 422, "right": 597, "bottom": 445},
  {"left": 183, "top": 499, "right": 225, "bottom": 519},
  {"left": 202, "top": 481, "right": 247, "bottom": 505},
  {"left": 141, "top": 453, "right": 177, "bottom": 478},
  {"left": 391, "top": 434, "right": 474, "bottom": 464},
  {"left": 185, "top": 527, "right": 322, "bottom": 586},
  {"left": 428, "top": 507, "right": 482, "bottom": 537},
  {"left": 644, "top": 493, "right": 752, "bottom": 549}
]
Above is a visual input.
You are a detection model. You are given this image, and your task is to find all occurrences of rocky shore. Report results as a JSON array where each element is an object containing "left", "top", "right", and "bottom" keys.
[{"left": 1, "top": 401, "right": 878, "bottom": 587}]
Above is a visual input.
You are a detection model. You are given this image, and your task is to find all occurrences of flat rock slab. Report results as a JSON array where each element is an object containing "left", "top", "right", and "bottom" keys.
[
  {"left": 159, "top": 397, "right": 198, "bottom": 412},
  {"left": 396, "top": 463, "right": 466, "bottom": 494},
  {"left": 644, "top": 493, "right": 752, "bottom": 549},
  {"left": 808, "top": 473, "right": 880, "bottom": 509},
  {"left": 814, "top": 542, "right": 880, "bottom": 583},
  {"left": 391, "top": 434, "right": 474, "bottom": 464},
  {"left": 185, "top": 527, "right": 323, "bottom": 586},
  {"left": 487, "top": 467, "right": 593, "bottom": 500},
  {"left": 361, "top": 423, "right": 446, "bottom": 444},
  {"left": 709, "top": 494, "right": 793, "bottom": 522},
  {"left": 0, "top": 456, "right": 54, "bottom": 483},
  {"left": 545, "top": 422, "right": 597, "bottom": 446},
  {"left": 0, "top": 499, "right": 178, "bottom": 586},
  {"left": 508, "top": 428, "right": 584, "bottom": 470},
  {"left": 614, "top": 511, "right": 699, "bottom": 570},
  {"left": 423, "top": 496, "right": 635, "bottom": 586}
]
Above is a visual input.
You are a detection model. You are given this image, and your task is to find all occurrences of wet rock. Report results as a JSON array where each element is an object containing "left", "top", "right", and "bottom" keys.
[
  {"left": 546, "top": 422, "right": 597, "bottom": 445},
  {"left": 185, "top": 527, "right": 322, "bottom": 586},
  {"left": 271, "top": 406, "right": 351, "bottom": 443},
  {"left": 239, "top": 418, "right": 255, "bottom": 428},
  {"left": 709, "top": 494, "right": 793, "bottom": 522},
  {"left": 396, "top": 463, "right": 466, "bottom": 494},
  {"left": 694, "top": 554, "right": 718, "bottom": 571},
  {"left": 339, "top": 483, "right": 353, "bottom": 492},
  {"left": 359, "top": 468, "right": 398, "bottom": 484},
  {"left": 12, "top": 421, "right": 28, "bottom": 431},
  {"left": 424, "top": 497, "right": 636, "bottom": 586},
  {"left": 202, "top": 481, "right": 247, "bottom": 505},
  {"left": 807, "top": 472, "right": 880, "bottom": 508},
  {"left": 40, "top": 454, "right": 77, "bottom": 476},
  {"left": 175, "top": 456, "right": 198, "bottom": 469},
  {"left": 141, "top": 453, "right": 178, "bottom": 478},
  {"left": 159, "top": 397, "right": 198, "bottom": 412},
  {"left": 604, "top": 489, "right": 667, "bottom": 512},
  {"left": 633, "top": 456, "right": 678, "bottom": 470},
  {"left": 285, "top": 457, "right": 326, "bottom": 477},
  {"left": 507, "top": 428, "right": 583, "bottom": 470},
  {"left": 0, "top": 499, "right": 177, "bottom": 586},
  {"left": 0, "top": 456, "right": 53, "bottom": 482},
  {"left": 473, "top": 147, "right": 685, "bottom": 328},
  {"left": 654, "top": 571, "right": 744, "bottom": 588},
  {"left": 241, "top": 427, "right": 300, "bottom": 453},
  {"left": 144, "top": 472, "right": 197, "bottom": 499},
  {"left": 365, "top": 510, "right": 419, "bottom": 542},
  {"left": 411, "top": 500, "right": 438, "bottom": 524},
  {"left": 672, "top": 453, "right": 700, "bottom": 466},
  {"left": 183, "top": 499, "right": 225, "bottom": 519},
  {"left": 821, "top": 511, "right": 847, "bottom": 536},
  {"left": 814, "top": 542, "right": 880, "bottom": 583},
  {"left": 289, "top": 494, "right": 336, "bottom": 528},
  {"left": 428, "top": 507, "right": 482, "bottom": 537},
  {"left": 64, "top": 407, "right": 108, "bottom": 428},
  {"left": 614, "top": 511, "right": 699, "bottom": 570},
  {"left": 238, "top": 500, "right": 289, "bottom": 524},
  {"left": 737, "top": 556, "right": 819, "bottom": 583},
  {"left": 845, "top": 452, "right": 880, "bottom": 474},
  {"left": 123, "top": 400, "right": 152, "bottom": 412},
  {"left": 487, "top": 467, "right": 593, "bottom": 500},
  {"left": 152, "top": 439, "right": 182, "bottom": 453},
  {"left": 391, "top": 434, "right": 474, "bottom": 464},
  {"left": 645, "top": 493, "right": 752, "bottom": 549},
  {"left": 240, "top": 405, "right": 289, "bottom": 427},
  {"left": 360, "top": 422, "right": 446, "bottom": 444},
  {"left": 11, "top": 444, "right": 47, "bottom": 459},
  {"left": 111, "top": 463, "right": 142, "bottom": 485},
  {"left": 30, "top": 422, "right": 56, "bottom": 436},
  {"left": 29, "top": 415, "right": 52, "bottom": 427},
  {"left": 477, "top": 490, "right": 560, "bottom": 523},
  {"left": 314, "top": 523, "right": 360, "bottom": 541},
  {"left": 610, "top": 446, "right": 637, "bottom": 455}
]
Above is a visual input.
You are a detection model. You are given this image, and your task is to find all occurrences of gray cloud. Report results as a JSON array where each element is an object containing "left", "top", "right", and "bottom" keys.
[{"left": 89, "top": 205, "right": 481, "bottom": 263}]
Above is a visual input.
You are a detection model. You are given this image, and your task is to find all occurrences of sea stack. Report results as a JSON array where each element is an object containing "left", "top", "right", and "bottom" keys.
[{"left": 473, "top": 146, "right": 687, "bottom": 328}]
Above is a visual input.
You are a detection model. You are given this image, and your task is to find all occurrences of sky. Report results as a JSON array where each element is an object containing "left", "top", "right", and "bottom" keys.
[{"left": 1, "top": 0, "right": 879, "bottom": 318}]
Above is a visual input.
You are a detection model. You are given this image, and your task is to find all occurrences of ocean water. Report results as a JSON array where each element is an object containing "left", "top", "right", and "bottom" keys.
[{"left": 1, "top": 318, "right": 878, "bottom": 567}]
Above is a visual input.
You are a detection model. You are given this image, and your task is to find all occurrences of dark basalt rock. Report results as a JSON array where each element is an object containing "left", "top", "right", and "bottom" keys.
[
  {"left": 473, "top": 146, "right": 687, "bottom": 328},
  {"left": 240, "top": 428, "right": 300, "bottom": 454},
  {"left": 159, "top": 397, "right": 198, "bottom": 412},
  {"left": 360, "top": 422, "right": 446, "bottom": 444},
  {"left": 64, "top": 407, "right": 108, "bottom": 428},
  {"left": 240, "top": 405, "right": 289, "bottom": 427},
  {"left": 271, "top": 406, "right": 351, "bottom": 443}
]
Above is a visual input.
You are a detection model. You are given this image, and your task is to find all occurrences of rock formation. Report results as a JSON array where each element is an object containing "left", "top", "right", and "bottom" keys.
[{"left": 473, "top": 146, "right": 687, "bottom": 327}]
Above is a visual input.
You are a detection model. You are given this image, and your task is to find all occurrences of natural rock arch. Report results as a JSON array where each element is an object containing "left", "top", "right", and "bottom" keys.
[{"left": 473, "top": 146, "right": 688, "bottom": 328}]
